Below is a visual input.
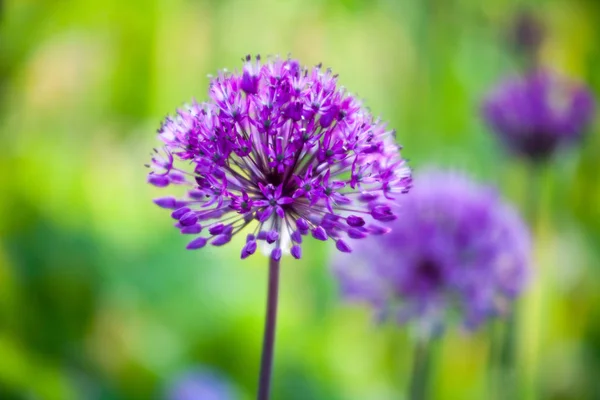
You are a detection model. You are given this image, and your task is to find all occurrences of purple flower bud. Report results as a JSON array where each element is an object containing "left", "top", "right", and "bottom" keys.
[
  {"left": 257, "top": 208, "right": 273, "bottom": 222},
  {"left": 291, "top": 230, "right": 302, "bottom": 243},
  {"left": 336, "top": 239, "right": 352, "bottom": 253},
  {"left": 181, "top": 224, "right": 202, "bottom": 234},
  {"left": 148, "top": 174, "right": 170, "bottom": 187},
  {"left": 346, "top": 215, "right": 365, "bottom": 227},
  {"left": 266, "top": 230, "right": 279, "bottom": 244},
  {"left": 359, "top": 193, "right": 379, "bottom": 202},
  {"left": 172, "top": 207, "right": 191, "bottom": 220},
  {"left": 212, "top": 234, "right": 231, "bottom": 246},
  {"left": 168, "top": 171, "right": 186, "bottom": 184},
  {"left": 174, "top": 200, "right": 189, "bottom": 209},
  {"left": 321, "top": 218, "right": 335, "bottom": 230},
  {"left": 222, "top": 225, "right": 234, "bottom": 235},
  {"left": 179, "top": 212, "right": 199, "bottom": 226},
  {"left": 186, "top": 237, "right": 207, "bottom": 250},
  {"left": 291, "top": 245, "right": 302, "bottom": 259},
  {"left": 257, "top": 231, "right": 268, "bottom": 240},
  {"left": 188, "top": 189, "right": 205, "bottom": 199},
  {"left": 241, "top": 57, "right": 260, "bottom": 95},
  {"left": 347, "top": 228, "right": 368, "bottom": 239},
  {"left": 312, "top": 226, "right": 328, "bottom": 241},
  {"left": 371, "top": 205, "right": 396, "bottom": 221},
  {"left": 296, "top": 218, "right": 309, "bottom": 231},
  {"left": 241, "top": 72, "right": 258, "bottom": 94},
  {"left": 271, "top": 248, "right": 282, "bottom": 261},
  {"left": 154, "top": 197, "right": 177, "bottom": 209},
  {"left": 209, "top": 224, "right": 225, "bottom": 235},
  {"left": 213, "top": 168, "right": 226, "bottom": 179},
  {"left": 241, "top": 240, "right": 257, "bottom": 259}
]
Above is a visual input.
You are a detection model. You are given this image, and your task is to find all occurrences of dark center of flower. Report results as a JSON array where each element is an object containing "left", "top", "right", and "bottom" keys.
[
  {"left": 269, "top": 198, "right": 277, "bottom": 206},
  {"left": 326, "top": 149, "right": 334, "bottom": 157},
  {"left": 265, "top": 172, "right": 283, "bottom": 187},
  {"left": 520, "top": 132, "right": 557, "bottom": 161},
  {"left": 416, "top": 258, "right": 443, "bottom": 288},
  {"left": 276, "top": 154, "right": 284, "bottom": 161}
]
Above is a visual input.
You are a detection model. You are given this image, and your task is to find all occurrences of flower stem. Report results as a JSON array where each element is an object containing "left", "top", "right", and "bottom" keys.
[
  {"left": 498, "top": 311, "right": 518, "bottom": 398},
  {"left": 257, "top": 257, "right": 281, "bottom": 400},
  {"left": 494, "top": 163, "right": 541, "bottom": 398},
  {"left": 409, "top": 338, "right": 432, "bottom": 400}
]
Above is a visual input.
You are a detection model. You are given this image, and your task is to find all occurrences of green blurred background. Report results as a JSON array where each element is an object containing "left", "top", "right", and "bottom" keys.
[{"left": 1, "top": 0, "right": 599, "bottom": 399}]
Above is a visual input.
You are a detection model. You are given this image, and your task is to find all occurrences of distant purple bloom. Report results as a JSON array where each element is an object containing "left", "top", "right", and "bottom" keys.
[
  {"left": 482, "top": 70, "right": 595, "bottom": 162},
  {"left": 166, "top": 369, "right": 236, "bottom": 400},
  {"left": 148, "top": 55, "right": 411, "bottom": 260},
  {"left": 332, "top": 170, "right": 530, "bottom": 331}
]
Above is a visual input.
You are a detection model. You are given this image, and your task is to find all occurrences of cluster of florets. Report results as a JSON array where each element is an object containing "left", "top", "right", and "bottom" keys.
[
  {"left": 148, "top": 55, "right": 411, "bottom": 260},
  {"left": 482, "top": 70, "right": 595, "bottom": 162},
  {"left": 333, "top": 170, "right": 530, "bottom": 331}
]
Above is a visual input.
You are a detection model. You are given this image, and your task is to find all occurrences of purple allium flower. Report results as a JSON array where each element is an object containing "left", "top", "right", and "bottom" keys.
[
  {"left": 482, "top": 70, "right": 595, "bottom": 162},
  {"left": 332, "top": 170, "right": 531, "bottom": 331},
  {"left": 148, "top": 55, "right": 411, "bottom": 260},
  {"left": 166, "top": 368, "right": 237, "bottom": 400}
]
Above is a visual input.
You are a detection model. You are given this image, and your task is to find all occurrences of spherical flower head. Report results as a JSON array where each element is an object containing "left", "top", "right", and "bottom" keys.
[
  {"left": 332, "top": 170, "right": 531, "bottom": 332},
  {"left": 147, "top": 55, "right": 411, "bottom": 260},
  {"left": 165, "top": 368, "right": 237, "bottom": 400},
  {"left": 482, "top": 70, "right": 595, "bottom": 162}
]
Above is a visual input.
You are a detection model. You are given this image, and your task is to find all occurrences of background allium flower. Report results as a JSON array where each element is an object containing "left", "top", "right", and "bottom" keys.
[
  {"left": 148, "top": 55, "right": 411, "bottom": 260},
  {"left": 166, "top": 368, "right": 237, "bottom": 400},
  {"left": 332, "top": 170, "right": 530, "bottom": 330},
  {"left": 482, "top": 70, "right": 595, "bottom": 161}
]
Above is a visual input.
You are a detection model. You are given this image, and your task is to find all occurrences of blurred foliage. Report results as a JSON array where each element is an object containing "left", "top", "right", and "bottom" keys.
[{"left": 0, "top": 0, "right": 599, "bottom": 399}]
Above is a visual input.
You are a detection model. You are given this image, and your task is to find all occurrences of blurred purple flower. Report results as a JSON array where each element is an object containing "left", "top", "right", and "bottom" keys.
[
  {"left": 482, "top": 70, "right": 595, "bottom": 162},
  {"left": 147, "top": 55, "right": 412, "bottom": 260},
  {"left": 332, "top": 170, "right": 531, "bottom": 331},
  {"left": 166, "top": 369, "right": 237, "bottom": 400}
]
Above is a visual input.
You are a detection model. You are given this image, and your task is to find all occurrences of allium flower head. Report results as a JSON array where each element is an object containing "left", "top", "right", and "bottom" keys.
[
  {"left": 166, "top": 368, "right": 236, "bottom": 400},
  {"left": 333, "top": 170, "right": 530, "bottom": 331},
  {"left": 482, "top": 70, "right": 595, "bottom": 162},
  {"left": 148, "top": 55, "right": 411, "bottom": 260}
]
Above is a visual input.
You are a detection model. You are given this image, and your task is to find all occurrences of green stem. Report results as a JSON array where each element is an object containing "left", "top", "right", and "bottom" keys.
[
  {"left": 409, "top": 339, "right": 433, "bottom": 400},
  {"left": 256, "top": 257, "right": 281, "bottom": 400},
  {"left": 525, "top": 163, "right": 542, "bottom": 228},
  {"left": 493, "top": 163, "right": 541, "bottom": 399}
]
